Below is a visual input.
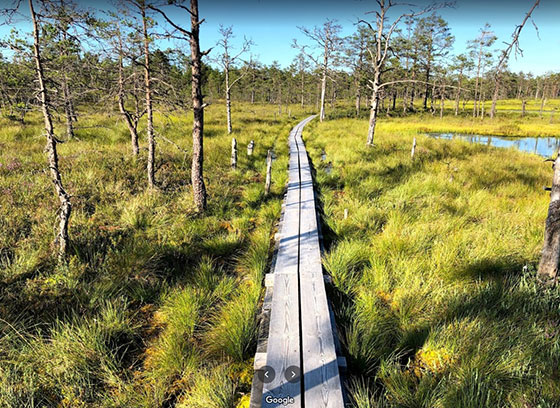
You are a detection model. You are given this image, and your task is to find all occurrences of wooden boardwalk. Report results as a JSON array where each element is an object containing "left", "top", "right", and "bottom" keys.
[{"left": 251, "top": 116, "right": 344, "bottom": 408}]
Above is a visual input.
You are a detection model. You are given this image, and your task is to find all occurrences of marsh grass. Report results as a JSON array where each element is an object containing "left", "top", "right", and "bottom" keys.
[
  {"left": 306, "top": 118, "right": 560, "bottom": 407},
  {"left": 0, "top": 103, "right": 310, "bottom": 407},
  {"left": 328, "top": 98, "right": 560, "bottom": 137}
]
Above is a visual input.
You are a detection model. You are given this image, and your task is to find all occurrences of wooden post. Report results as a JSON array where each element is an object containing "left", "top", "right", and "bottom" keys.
[
  {"left": 247, "top": 140, "right": 255, "bottom": 156},
  {"left": 231, "top": 137, "right": 237, "bottom": 169},
  {"left": 344, "top": 208, "right": 348, "bottom": 219},
  {"left": 411, "top": 137, "right": 417, "bottom": 160},
  {"left": 265, "top": 149, "right": 272, "bottom": 195}
]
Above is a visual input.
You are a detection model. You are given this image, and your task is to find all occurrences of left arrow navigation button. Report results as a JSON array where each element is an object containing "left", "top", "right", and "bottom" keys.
[{"left": 257, "top": 366, "right": 276, "bottom": 384}]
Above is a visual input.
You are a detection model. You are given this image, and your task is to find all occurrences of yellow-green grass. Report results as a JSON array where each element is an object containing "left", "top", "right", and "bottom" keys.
[
  {"left": 378, "top": 98, "right": 560, "bottom": 114},
  {"left": 377, "top": 113, "right": 560, "bottom": 138},
  {"left": 305, "top": 118, "right": 560, "bottom": 407},
  {"left": 333, "top": 99, "right": 560, "bottom": 138},
  {"left": 0, "top": 102, "right": 312, "bottom": 407}
]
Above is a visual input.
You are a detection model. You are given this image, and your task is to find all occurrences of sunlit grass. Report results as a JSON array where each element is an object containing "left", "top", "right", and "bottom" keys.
[
  {"left": 0, "top": 102, "right": 310, "bottom": 407},
  {"left": 331, "top": 98, "right": 560, "bottom": 137},
  {"left": 306, "top": 117, "right": 560, "bottom": 407}
]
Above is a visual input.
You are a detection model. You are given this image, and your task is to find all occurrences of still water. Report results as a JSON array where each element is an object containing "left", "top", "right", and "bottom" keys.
[{"left": 427, "top": 133, "right": 560, "bottom": 158}]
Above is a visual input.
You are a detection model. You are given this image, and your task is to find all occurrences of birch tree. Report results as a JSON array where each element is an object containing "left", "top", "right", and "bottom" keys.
[{"left": 214, "top": 25, "right": 251, "bottom": 134}]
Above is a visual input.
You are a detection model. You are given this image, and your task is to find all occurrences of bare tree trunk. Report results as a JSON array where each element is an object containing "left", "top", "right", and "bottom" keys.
[
  {"left": 454, "top": 68, "right": 463, "bottom": 116},
  {"left": 62, "top": 79, "right": 74, "bottom": 139},
  {"left": 366, "top": 73, "right": 380, "bottom": 146},
  {"left": 30, "top": 0, "right": 71, "bottom": 260},
  {"left": 301, "top": 69, "right": 305, "bottom": 108},
  {"left": 354, "top": 77, "right": 361, "bottom": 117},
  {"left": 409, "top": 68, "right": 416, "bottom": 111},
  {"left": 473, "top": 45, "right": 482, "bottom": 118},
  {"left": 61, "top": 26, "right": 75, "bottom": 139},
  {"left": 141, "top": 4, "right": 155, "bottom": 188},
  {"left": 539, "top": 153, "right": 560, "bottom": 285},
  {"left": 428, "top": 82, "right": 435, "bottom": 116},
  {"left": 423, "top": 57, "right": 432, "bottom": 110},
  {"left": 319, "top": 50, "right": 327, "bottom": 122},
  {"left": 117, "top": 31, "right": 140, "bottom": 156},
  {"left": 490, "top": 78, "right": 499, "bottom": 118},
  {"left": 265, "top": 149, "right": 272, "bottom": 195},
  {"left": 225, "top": 67, "right": 232, "bottom": 134},
  {"left": 231, "top": 137, "right": 237, "bottom": 169},
  {"left": 190, "top": 0, "right": 207, "bottom": 212}
]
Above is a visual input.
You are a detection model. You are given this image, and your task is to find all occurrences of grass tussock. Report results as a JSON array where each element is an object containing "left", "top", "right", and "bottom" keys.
[
  {"left": 0, "top": 103, "right": 312, "bottom": 407},
  {"left": 306, "top": 117, "right": 560, "bottom": 407}
]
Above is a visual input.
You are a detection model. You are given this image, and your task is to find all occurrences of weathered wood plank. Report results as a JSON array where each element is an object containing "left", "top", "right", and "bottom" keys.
[
  {"left": 260, "top": 115, "right": 342, "bottom": 408},
  {"left": 295, "top": 126, "right": 344, "bottom": 408},
  {"left": 261, "top": 121, "right": 303, "bottom": 408}
]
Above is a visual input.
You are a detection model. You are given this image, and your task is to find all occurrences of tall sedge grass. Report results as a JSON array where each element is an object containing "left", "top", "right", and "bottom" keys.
[
  {"left": 306, "top": 116, "right": 560, "bottom": 407},
  {"left": 0, "top": 103, "right": 309, "bottom": 407}
]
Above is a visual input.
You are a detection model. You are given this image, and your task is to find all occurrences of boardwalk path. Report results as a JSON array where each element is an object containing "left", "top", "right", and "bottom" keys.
[{"left": 251, "top": 116, "right": 344, "bottom": 408}]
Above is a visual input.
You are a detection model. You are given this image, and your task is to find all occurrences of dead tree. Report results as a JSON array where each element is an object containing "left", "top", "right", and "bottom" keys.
[
  {"left": 58, "top": 0, "right": 76, "bottom": 139},
  {"left": 359, "top": 0, "right": 439, "bottom": 146},
  {"left": 214, "top": 25, "right": 251, "bottom": 134},
  {"left": 149, "top": 0, "right": 209, "bottom": 212},
  {"left": 29, "top": 0, "right": 72, "bottom": 260},
  {"left": 294, "top": 20, "right": 342, "bottom": 122},
  {"left": 116, "top": 23, "right": 144, "bottom": 156},
  {"left": 140, "top": 2, "right": 155, "bottom": 188},
  {"left": 489, "top": 0, "right": 540, "bottom": 118}
]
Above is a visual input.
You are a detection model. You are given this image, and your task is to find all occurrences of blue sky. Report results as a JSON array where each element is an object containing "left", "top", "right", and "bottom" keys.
[
  {"left": 196, "top": 0, "right": 559, "bottom": 75},
  {"left": 1, "top": 0, "right": 558, "bottom": 75}
]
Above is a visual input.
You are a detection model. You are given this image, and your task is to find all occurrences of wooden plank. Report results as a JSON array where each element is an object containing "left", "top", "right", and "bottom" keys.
[
  {"left": 260, "top": 115, "right": 343, "bottom": 408},
  {"left": 295, "top": 126, "right": 344, "bottom": 408},
  {"left": 261, "top": 120, "right": 303, "bottom": 408}
]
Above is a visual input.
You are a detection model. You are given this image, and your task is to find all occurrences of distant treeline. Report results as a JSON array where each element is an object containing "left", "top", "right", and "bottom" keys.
[{"left": 1, "top": 4, "right": 558, "bottom": 124}]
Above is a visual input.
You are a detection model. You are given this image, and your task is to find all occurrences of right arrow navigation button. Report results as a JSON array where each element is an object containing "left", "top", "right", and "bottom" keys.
[{"left": 284, "top": 365, "right": 301, "bottom": 383}]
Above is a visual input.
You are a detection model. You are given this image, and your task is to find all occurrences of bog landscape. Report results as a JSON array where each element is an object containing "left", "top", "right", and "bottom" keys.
[{"left": 1, "top": 0, "right": 560, "bottom": 407}]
